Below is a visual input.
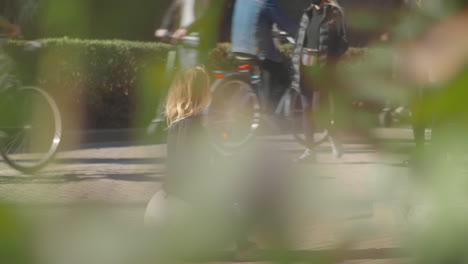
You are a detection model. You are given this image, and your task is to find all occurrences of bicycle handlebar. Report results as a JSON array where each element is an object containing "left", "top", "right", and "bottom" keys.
[
  {"left": 272, "top": 30, "right": 295, "bottom": 44},
  {"left": 156, "top": 30, "right": 293, "bottom": 46},
  {"left": 155, "top": 32, "right": 200, "bottom": 47}
]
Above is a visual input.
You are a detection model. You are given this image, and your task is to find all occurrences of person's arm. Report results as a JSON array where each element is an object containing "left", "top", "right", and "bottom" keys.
[
  {"left": 337, "top": 11, "right": 349, "bottom": 56},
  {"left": 173, "top": 0, "right": 215, "bottom": 40},
  {"left": 181, "top": 0, "right": 215, "bottom": 33},
  {"left": 332, "top": 8, "right": 348, "bottom": 58},
  {"left": 268, "top": 0, "right": 299, "bottom": 38},
  {"left": 155, "top": 0, "right": 181, "bottom": 38},
  {"left": 171, "top": 0, "right": 202, "bottom": 40}
]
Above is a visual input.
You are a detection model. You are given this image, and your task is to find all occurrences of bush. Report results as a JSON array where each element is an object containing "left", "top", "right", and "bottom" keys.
[
  {"left": 4, "top": 38, "right": 366, "bottom": 130},
  {"left": 5, "top": 38, "right": 172, "bottom": 130}
]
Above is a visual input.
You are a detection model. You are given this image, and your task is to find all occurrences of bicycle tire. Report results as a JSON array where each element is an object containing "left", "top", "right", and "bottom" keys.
[
  {"left": 0, "top": 86, "right": 62, "bottom": 173},
  {"left": 206, "top": 76, "right": 261, "bottom": 154}
]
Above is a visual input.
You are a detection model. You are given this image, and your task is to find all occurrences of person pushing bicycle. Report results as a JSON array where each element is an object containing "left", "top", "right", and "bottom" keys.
[
  {"left": 0, "top": 17, "right": 62, "bottom": 174},
  {"left": 291, "top": 0, "right": 348, "bottom": 163},
  {"left": 231, "top": 0, "right": 298, "bottom": 111}
]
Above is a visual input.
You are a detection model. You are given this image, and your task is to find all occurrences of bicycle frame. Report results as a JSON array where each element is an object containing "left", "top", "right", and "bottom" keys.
[{"left": 0, "top": 37, "right": 63, "bottom": 173}]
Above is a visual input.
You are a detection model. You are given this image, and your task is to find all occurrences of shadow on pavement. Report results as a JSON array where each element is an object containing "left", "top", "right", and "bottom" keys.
[
  {"left": 54, "top": 157, "right": 166, "bottom": 165},
  {"left": 318, "top": 161, "right": 407, "bottom": 167},
  {"left": 0, "top": 173, "right": 163, "bottom": 184}
]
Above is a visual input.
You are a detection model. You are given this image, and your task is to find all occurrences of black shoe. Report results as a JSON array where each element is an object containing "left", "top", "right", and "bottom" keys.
[{"left": 294, "top": 149, "right": 317, "bottom": 163}]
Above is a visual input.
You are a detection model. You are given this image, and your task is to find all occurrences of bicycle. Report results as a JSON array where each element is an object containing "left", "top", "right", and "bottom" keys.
[
  {"left": 0, "top": 37, "right": 62, "bottom": 173},
  {"left": 147, "top": 31, "right": 329, "bottom": 154},
  {"left": 205, "top": 31, "right": 331, "bottom": 154}
]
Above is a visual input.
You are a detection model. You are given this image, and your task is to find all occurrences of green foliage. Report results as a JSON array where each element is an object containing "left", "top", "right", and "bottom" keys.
[
  {"left": 5, "top": 38, "right": 367, "bottom": 129},
  {"left": 11, "top": 0, "right": 173, "bottom": 40},
  {"left": 5, "top": 38, "right": 172, "bottom": 129},
  {"left": 0, "top": 204, "right": 34, "bottom": 264}
]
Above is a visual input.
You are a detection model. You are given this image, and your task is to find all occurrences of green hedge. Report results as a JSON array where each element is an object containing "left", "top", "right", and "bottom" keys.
[
  {"left": 5, "top": 38, "right": 172, "bottom": 130},
  {"left": 4, "top": 38, "right": 366, "bottom": 130}
]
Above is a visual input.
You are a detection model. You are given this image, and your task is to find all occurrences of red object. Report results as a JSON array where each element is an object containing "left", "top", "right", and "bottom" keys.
[
  {"left": 215, "top": 73, "right": 225, "bottom": 79},
  {"left": 237, "top": 64, "right": 252, "bottom": 70}
]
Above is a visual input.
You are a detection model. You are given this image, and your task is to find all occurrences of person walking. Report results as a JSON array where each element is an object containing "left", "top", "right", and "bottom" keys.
[
  {"left": 155, "top": 0, "right": 235, "bottom": 68},
  {"left": 291, "top": 0, "right": 348, "bottom": 163}
]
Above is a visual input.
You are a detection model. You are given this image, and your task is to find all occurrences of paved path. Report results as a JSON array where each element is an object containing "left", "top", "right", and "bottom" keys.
[
  {"left": 0, "top": 132, "right": 414, "bottom": 263},
  {"left": 0, "top": 132, "right": 412, "bottom": 205}
]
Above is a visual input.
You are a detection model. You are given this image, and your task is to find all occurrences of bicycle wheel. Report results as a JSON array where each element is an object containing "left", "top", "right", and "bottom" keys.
[
  {"left": 206, "top": 77, "right": 261, "bottom": 153},
  {"left": 0, "top": 86, "right": 62, "bottom": 173}
]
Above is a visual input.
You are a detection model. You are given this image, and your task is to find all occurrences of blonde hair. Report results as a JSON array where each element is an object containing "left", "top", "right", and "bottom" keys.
[{"left": 165, "top": 66, "right": 211, "bottom": 127}]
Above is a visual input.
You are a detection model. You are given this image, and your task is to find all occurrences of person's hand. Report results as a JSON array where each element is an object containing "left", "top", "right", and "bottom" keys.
[
  {"left": 171, "top": 28, "right": 188, "bottom": 40},
  {"left": 154, "top": 29, "right": 168, "bottom": 39}
]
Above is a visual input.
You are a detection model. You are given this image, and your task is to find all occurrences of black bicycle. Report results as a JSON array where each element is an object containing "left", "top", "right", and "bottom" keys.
[
  {"left": 0, "top": 38, "right": 62, "bottom": 173},
  {"left": 205, "top": 31, "right": 332, "bottom": 154},
  {"left": 147, "top": 32, "right": 328, "bottom": 154}
]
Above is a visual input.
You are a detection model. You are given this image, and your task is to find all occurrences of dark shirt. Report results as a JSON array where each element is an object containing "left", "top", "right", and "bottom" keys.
[
  {"left": 165, "top": 115, "right": 216, "bottom": 200},
  {"left": 304, "top": 7, "right": 323, "bottom": 50}
]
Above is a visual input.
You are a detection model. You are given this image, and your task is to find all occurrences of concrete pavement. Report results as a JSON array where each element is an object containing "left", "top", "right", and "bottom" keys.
[{"left": 0, "top": 130, "right": 414, "bottom": 263}]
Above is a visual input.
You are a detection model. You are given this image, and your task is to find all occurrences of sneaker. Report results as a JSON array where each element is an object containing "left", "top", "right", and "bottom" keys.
[
  {"left": 294, "top": 148, "right": 317, "bottom": 163},
  {"left": 328, "top": 136, "right": 343, "bottom": 158}
]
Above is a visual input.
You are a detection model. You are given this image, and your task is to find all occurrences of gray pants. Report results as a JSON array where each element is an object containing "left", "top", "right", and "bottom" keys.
[{"left": 177, "top": 46, "right": 199, "bottom": 69}]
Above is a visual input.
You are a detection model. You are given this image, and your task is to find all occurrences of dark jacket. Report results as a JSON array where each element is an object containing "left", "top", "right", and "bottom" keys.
[
  {"left": 290, "top": 4, "right": 348, "bottom": 92},
  {"left": 165, "top": 115, "right": 216, "bottom": 199}
]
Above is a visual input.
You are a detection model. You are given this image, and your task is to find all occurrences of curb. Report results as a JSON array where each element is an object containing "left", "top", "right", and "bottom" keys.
[
  {"left": 65, "top": 127, "right": 426, "bottom": 145},
  {"left": 62, "top": 128, "right": 150, "bottom": 147}
]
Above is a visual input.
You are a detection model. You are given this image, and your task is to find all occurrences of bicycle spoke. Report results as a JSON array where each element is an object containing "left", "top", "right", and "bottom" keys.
[
  {"left": 1, "top": 87, "right": 62, "bottom": 173},
  {"left": 4, "top": 130, "right": 26, "bottom": 154}
]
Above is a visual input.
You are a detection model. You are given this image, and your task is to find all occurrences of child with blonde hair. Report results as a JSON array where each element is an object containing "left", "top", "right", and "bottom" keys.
[
  {"left": 165, "top": 66, "right": 211, "bottom": 127},
  {"left": 146, "top": 66, "right": 286, "bottom": 253},
  {"left": 145, "top": 66, "right": 254, "bottom": 251},
  {"left": 164, "top": 66, "right": 215, "bottom": 198},
  {"left": 147, "top": 66, "right": 213, "bottom": 202}
]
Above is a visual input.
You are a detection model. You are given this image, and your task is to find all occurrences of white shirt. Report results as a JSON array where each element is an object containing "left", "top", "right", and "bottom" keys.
[{"left": 180, "top": 0, "right": 195, "bottom": 28}]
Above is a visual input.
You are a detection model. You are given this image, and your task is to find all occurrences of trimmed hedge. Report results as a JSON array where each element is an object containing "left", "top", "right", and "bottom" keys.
[
  {"left": 5, "top": 38, "right": 172, "bottom": 130},
  {"left": 4, "top": 38, "right": 366, "bottom": 130}
]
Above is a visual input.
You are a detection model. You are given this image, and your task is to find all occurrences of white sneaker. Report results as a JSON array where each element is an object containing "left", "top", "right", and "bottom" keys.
[
  {"left": 328, "top": 136, "right": 343, "bottom": 158},
  {"left": 294, "top": 148, "right": 317, "bottom": 163}
]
